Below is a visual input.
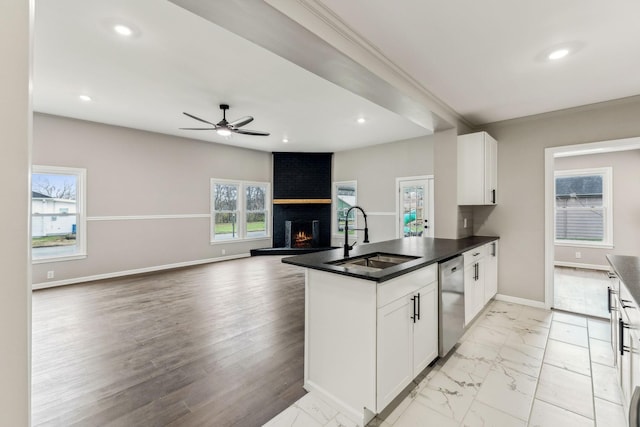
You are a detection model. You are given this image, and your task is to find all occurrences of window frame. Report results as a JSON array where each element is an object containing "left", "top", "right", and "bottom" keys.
[
  {"left": 554, "top": 167, "right": 613, "bottom": 248},
  {"left": 332, "top": 180, "right": 357, "bottom": 238},
  {"left": 31, "top": 165, "right": 87, "bottom": 263},
  {"left": 210, "top": 178, "right": 271, "bottom": 244}
]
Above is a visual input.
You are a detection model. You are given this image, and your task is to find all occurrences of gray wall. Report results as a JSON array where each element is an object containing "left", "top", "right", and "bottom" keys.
[
  {"left": 32, "top": 114, "right": 272, "bottom": 286},
  {"left": 554, "top": 149, "right": 640, "bottom": 267},
  {"left": 332, "top": 129, "right": 474, "bottom": 245},
  {"left": 333, "top": 134, "right": 435, "bottom": 245},
  {"left": 477, "top": 95, "right": 640, "bottom": 302},
  {"left": 0, "top": 0, "right": 30, "bottom": 423}
]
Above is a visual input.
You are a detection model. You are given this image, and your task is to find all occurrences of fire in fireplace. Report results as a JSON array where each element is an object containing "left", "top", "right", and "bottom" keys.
[{"left": 285, "top": 220, "right": 319, "bottom": 248}]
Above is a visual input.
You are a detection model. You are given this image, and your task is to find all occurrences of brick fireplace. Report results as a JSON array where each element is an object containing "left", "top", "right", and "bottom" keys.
[{"left": 252, "top": 152, "right": 334, "bottom": 255}]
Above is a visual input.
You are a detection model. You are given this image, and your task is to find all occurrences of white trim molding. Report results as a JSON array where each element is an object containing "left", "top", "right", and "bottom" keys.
[
  {"left": 554, "top": 261, "right": 610, "bottom": 271},
  {"left": 545, "top": 136, "right": 640, "bottom": 309},
  {"left": 87, "top": 214, "right": 210, "bottom": 221},
  {"left": 494, "top": 294, "right": 547, "bottom": 310}
]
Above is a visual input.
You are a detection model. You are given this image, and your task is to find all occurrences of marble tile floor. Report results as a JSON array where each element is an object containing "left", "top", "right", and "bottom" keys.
[
  {"left": 264, "top": 300, "right": 626, "bottom": 427},
  {"left": 554, "top": 266, "right": 611, "bottom": 319}
]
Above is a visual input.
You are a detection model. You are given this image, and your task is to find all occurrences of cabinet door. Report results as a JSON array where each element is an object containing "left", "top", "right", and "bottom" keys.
[
  {"left": 464, "top": 261, "right": 485, "bottom": 325},
  {"left": 484, "top": 133, "right": 498, "bottom": 205},
  {"left": 457, "top": 133, "right": 485, "bottom": 205},
  {"left": 621, "top": 308, "right": 632, "bottom": 404},
  {"left": 413, "top": 282, "right": 438, "bottom": 375},
  {"left": 464, "top": 264, "right": 476, "bottom": 326},
  {"left": 484, "top": 242, "right": 498, "bottom": 304},
  {"left": 458, "top": 132, "right": 498, "bottom": 206},
  {"left": 630, "top": 330, "right": 640, "bottom": 410},
  {"left": 377, "top": 296, "right": 413, "bottom": 411}
]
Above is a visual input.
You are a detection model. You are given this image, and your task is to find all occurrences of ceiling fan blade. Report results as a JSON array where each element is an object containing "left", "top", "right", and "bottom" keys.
[
  {"left": 228, "top": 116, "right": 254, "bottom": 128},
  {"left": 234, "top": 129, "right": 270, "bottom": 136},
  {"left": 179, "top": 127, "right": 216, "bottom": 130},
  {"left": 183, "top": 112, "right": 216, "bottom": 126}
]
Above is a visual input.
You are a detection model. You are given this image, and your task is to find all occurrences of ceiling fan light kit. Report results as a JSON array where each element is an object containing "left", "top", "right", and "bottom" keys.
[{"left": 180, "top": 104, "right": 270, "bottom": 137}]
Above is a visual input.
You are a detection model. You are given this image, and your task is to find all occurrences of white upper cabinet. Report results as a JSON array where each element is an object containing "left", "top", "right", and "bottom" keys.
[{"left": 457, "top": 131, "right": 498, "bottom": 205}]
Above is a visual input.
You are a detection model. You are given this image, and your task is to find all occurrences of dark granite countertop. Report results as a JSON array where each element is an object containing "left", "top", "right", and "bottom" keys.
[
  {"left": 607, "top": 254, "right": 640, "bottom": 305},
  {"left": 282, "top": 235, "right": 499, "bottom": 283}
]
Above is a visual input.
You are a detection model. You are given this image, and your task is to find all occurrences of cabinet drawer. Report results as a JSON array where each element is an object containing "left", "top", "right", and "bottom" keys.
[
  {"left": 620, "top": 281, "right": 640, "bottom": 329},
  {"left": 463, "top": 247, "right": 484, "bottom": 266},
  {"left": 377, "top": 264, "right": 437, "bottom": 308}
]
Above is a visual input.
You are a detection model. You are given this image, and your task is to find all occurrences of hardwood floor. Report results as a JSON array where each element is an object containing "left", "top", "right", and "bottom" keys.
[{"left": 32, "top": 256, "right": 306, "bottom": 426}]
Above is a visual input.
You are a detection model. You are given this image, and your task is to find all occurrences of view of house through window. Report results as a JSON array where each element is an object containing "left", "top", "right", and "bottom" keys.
[
  {"left": 32, "top": 166, "right": 86, "bottom": 261},
  {"left": 554, "top": 167, "right": 612, "bottom": 246},
  {"left": 211, "top": 180, "right": 269, "bottom": 242}
]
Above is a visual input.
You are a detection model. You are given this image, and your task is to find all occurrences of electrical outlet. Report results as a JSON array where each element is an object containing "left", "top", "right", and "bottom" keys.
[
  {"left": 575, "top": 252, "right": 582, "bottom": 259},
  {"left": 47, "top": 271, "right": 54, "bottom": 279},
  {"left": 221, "top": 249, "right": 226, "bottom": 255},
  {"left": 463, "top": 218, "right": 468, "bottom": 229}
]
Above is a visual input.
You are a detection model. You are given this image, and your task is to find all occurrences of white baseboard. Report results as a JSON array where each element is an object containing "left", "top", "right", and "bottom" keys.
[
  {"left": 32, "top": 253, "right": 250, "bottom": 290},
  {"left": 494, "top": 294, "right": 547, "bottom": 309},
  {"left": 303, "top": 380, "right": 373, "bottom": 427},
  {"left": 554, "top": 261, "right": 610, "bottom": 271}
]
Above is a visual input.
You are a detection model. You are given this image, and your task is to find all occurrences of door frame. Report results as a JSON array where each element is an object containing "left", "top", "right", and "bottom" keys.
[
  {"left": 544, "top": 136, "right": 640, "bottom": 309},
  {"left": 395, "top": 175, "right": 434, "bottom": 239}
]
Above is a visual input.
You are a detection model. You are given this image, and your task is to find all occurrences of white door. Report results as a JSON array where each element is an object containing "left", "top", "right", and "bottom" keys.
[{"left": 397, "top": 177, "right": 434, "bottom": 238}]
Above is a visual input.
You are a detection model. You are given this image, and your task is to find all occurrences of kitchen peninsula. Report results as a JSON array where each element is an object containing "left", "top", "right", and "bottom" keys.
[{"left": 282, "top": 235, "right": 499, "bottom": 425}]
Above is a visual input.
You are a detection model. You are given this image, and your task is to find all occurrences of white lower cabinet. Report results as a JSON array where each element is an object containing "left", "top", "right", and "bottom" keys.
[
  {"left": 484, "top": 241, "right": 498, "bottom": 304},
  {"left": 304, "top": 264, "right": 438, "bottom": 426},
  {"left": 377, "top": 281, "right": 437, "bottom": 410},
  {"left": 463, "top": 248, "right": 485, "bottom": 325},
  {"left": 614, "top": 279, "right": 640, "bottom": 415},
  {"left": 463, "top": 242, "right": 499, "bottom": 325}
]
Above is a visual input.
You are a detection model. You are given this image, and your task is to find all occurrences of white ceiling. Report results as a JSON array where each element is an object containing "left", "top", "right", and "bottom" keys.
[
  {"left": 316, "top": 0, "right": 640, "bottom": 124},
  {"left": 33, "top": 0, "right": 430, "bottom": 153},
  {"left": 34, "top": 0, "right": 640, "bottom": 152}
]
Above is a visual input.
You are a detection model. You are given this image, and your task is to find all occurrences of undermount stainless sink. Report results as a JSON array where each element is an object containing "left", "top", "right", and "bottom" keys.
[{"left": 327, "top": 252, "right": 419, "bottom": 272}]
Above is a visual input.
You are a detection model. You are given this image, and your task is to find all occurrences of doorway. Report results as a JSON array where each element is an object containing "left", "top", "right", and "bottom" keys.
[
  {"left": 544, "top": 137, "right": 640, "bottom": 313},
  {"left": 396, "top": 176, "right": 434, "bottom": 239}
]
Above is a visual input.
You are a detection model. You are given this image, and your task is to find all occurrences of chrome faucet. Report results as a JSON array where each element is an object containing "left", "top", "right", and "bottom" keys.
[{"left": 344, "top": 206, "right": 369, "bottom": 257}]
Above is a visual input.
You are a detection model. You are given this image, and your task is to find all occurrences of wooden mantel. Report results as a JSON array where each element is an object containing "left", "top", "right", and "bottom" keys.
[{"left": 273, "top": 199, "right": 332, "bottom": 205}]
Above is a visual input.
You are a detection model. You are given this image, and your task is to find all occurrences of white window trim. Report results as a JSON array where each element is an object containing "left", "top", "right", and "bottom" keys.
[
  {"left": 210, "top": 178, "right": 271, "bottom": 244},
  {"left": 32, "top": 165, "right": 87, "bottom": 264},
  {"left": 554, "top": 166, "right": 613, "bottom": 248},
  {"left": 332, "top": 180, "right": 357, "bottom": 238}
]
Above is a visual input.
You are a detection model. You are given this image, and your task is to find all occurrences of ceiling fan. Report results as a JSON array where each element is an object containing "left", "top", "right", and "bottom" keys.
[{"left": 180, "top": 104, "right": 270, "bottom": 137}]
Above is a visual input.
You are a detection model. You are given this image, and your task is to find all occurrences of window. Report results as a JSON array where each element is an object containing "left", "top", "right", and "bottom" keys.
[
  {"left": 211, "top": 179, "right": 270, "bottom": 242},
  {"left": 554, "top": 167, "right": 612, "bottom": 247},
  {"left": 333, "top": 181, "right": 357, "bottom": 236},
  {"left": 32, "top": 165, "right": 86, "bottom": 262}
]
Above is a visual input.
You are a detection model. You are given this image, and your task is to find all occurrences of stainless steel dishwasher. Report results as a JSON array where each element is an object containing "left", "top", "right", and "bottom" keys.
[{"left": 439, "top": 255, "right": 465, "bottom": 357}]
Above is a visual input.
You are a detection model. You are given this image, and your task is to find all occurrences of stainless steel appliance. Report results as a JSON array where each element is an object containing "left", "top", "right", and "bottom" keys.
[{"left": 439, "top": 255, "right": 465, "bottom": 357}]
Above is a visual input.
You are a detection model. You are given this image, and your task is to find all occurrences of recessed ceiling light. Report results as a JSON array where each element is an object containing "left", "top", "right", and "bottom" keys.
[
  {"left": 535, "top": 41, "right": 585, "bottom": 62},
  {"left": 78, "top": 95, "right": 92, "bottom": 102},
  {"left": 357, "top": 117, "right": 366, "bottom": 124},
  {"left": 102, "top": 19, "right": 141, "bottom": 38},
  {"left": 548, "top": 49, "right": 569, "bottom": 60},
  {"left": 113, "top": 24, "right": 133, "bottom": 37}
]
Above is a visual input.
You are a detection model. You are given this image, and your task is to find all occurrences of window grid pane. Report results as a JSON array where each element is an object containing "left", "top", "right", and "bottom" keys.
[
  {"left": 336, "top": 182, "right": 356, "bottom": 233},
  {"left": 31, "top": 171, "right": 81, "bottom": 259},
  {"left": 554, "top": 171, "right": 607, "bottom": 243}
]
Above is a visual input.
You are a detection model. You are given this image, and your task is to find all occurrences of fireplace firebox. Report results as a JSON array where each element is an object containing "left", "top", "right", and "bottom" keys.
[{"left": 285, "top": 220, "right": 319, "bottom": 248}]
